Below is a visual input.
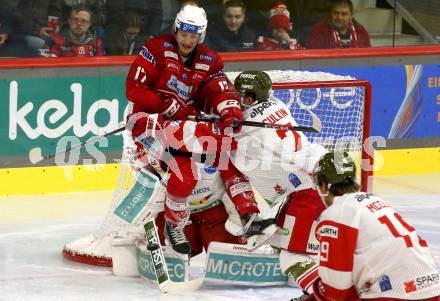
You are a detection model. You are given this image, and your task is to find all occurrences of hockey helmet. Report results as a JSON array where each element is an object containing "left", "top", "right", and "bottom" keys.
[
  {"left": 234, "top": 71, "right": 272, "bottom": 107},
  {"left": 314, "top": 152, "right": 356, "bottom": 186},
  {"left": 173, "top": 5, "right": 208, "bottom": 43}
]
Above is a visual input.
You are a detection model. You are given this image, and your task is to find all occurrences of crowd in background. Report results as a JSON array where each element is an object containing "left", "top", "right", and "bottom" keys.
[{"left": 0, "top": 0, "right": 373, "bottom": 58}]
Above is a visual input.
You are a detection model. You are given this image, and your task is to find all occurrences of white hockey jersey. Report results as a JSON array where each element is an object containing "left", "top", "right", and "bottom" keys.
[
  {"left": 231, "top": 96, "right": 327, "bottom": 204},
  {"left": 316, "top": 192, "right": 440, "bottom": 300},
  {"left": 140, "top": 97, "right": 327, "bottom": 207}
]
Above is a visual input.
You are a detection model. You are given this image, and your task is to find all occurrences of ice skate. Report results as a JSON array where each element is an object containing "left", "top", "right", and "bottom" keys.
[{"left": 164, "top": 220, "right": 191, "bottom": 255}]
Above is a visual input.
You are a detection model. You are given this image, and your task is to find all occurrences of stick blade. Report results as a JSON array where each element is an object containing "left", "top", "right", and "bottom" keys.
[
  {"left": 159, "top": 277, "right": 204, "bottom": 293},
  {"left": 308, "top": 109, "right": 322, "bottom": 133},
  {"left": 29, "top": 147, "right": 44, "bottom": 164}
]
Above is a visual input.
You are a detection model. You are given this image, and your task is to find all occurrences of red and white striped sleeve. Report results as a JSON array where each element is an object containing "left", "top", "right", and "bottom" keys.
[{"left": 315, "top": 216, "right": 359, "bottom": 301}]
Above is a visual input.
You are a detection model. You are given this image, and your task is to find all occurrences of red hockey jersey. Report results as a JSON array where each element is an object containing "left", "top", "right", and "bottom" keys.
[{"left": 126, "top": 34, "right": 239, "bottom": 118}]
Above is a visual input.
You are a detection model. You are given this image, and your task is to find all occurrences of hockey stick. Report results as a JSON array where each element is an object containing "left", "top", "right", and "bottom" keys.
[
  {"left": 29, "top": 109, "right": 321, "bottom": 164},
  {"left": 29, "top": 126, "right": 126, "bottom": 164},
  {"left": 188, "top": 111, "right": 322, "bottom": 133},
  {"left": 144, "top": 219, "right": 204, "bottom": 293}
]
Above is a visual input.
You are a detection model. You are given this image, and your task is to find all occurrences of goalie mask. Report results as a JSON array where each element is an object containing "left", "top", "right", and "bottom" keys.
[
  {"left": 173, "top": 5, "right": 208, "bottom": 43},
  {"left": 234, "top": 71, "right": 272, "bottom": 109},
  {"left": 313, "top": 152, "right": 356, "bottom": 186}
]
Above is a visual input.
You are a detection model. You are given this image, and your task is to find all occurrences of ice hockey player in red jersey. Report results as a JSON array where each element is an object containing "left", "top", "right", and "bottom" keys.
[
  {"left": 306, "top": 152, "right": 440, "bottom": 301},
  {"left": 125, "top": 5, "right": 248, "bottom": 256}
]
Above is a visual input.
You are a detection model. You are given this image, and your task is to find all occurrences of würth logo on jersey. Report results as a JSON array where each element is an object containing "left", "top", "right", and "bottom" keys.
[{"left": 318, "top": 225, "right": 338, "bottom": 239}]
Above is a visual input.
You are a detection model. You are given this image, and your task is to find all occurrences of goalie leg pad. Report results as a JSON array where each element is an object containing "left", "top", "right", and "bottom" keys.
[
  {"left": 205, "top": 242, "right": 287, "bottom": 286},
  {"left": 113, "top": 168, "right": 165, "bottom": 226},
  {"left": 112, "top": 242, "right": 138, "bottom": 277}
]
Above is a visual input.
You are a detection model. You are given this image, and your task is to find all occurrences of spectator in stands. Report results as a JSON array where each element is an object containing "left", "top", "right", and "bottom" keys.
[
  {"left": 206, "top": 0, "right": 256, "bottom": 52},
  {"left": 61, "top": 1, "right": 107, "bottom": 38},
  {"left": 105, "top": 12, "right": 143, "bottom": 55},
  {"left": 106, "top": 0, "right": 162, "bottom": 43},
  {"left": 14, "top": 0, "right": 62, "bottom": 55},
  {"left": 256, "top": 2, "right": 303, "bottom": 51},
  {"left": 306, "top": 0, "right": 371, "bottom": 49},
  {"left": 49, "top": 5, "right": 104, "bottom": 56}
]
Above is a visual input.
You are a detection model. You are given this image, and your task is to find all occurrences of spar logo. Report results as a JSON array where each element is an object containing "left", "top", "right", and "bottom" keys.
[{"left": 404, "top": 272, "right": 439, "bottom": 292}]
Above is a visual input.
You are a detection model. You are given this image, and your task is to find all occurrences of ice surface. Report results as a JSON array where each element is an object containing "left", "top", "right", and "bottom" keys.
[{"left": 1, "top": 174, "right": 439, "bottom": 301}]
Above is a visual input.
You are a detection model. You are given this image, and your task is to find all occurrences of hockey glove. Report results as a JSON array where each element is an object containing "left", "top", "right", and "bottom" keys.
[
  {"left": 218, "top": 106, "right": 244, "bottom": 133},
  {"left": 126, "top": 112, "right": 165, "bottom": 140},
  {"left": 161, "top": 98, "right": 198, "bottom": 120}
]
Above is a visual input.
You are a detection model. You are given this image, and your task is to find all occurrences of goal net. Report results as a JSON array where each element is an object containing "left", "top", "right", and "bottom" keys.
[{"left": 62, "top": 70, "right": 372, "bottom": 267}]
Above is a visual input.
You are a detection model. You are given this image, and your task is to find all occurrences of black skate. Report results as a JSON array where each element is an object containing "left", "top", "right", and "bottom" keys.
[
  {"left": 164, "top": 220, "right": 191, "bottom": 255},
  {"left": 240, "top": 213, "right": 278, "bottom": 251}
]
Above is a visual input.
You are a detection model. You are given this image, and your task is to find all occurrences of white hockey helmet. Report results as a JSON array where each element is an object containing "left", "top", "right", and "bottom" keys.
[{"left": 173, "top": 5, "right": 208, "bottom": 43}]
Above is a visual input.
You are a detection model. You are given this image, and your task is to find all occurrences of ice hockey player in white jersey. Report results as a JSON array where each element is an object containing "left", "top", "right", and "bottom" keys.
[{"left": 308, "top": 151, "right": 440, "bottom": 301}]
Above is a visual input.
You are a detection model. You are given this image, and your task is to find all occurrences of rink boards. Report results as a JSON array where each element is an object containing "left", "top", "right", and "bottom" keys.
[{"left": 1, "top": 147, "right": 439, "bottom": 195}]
